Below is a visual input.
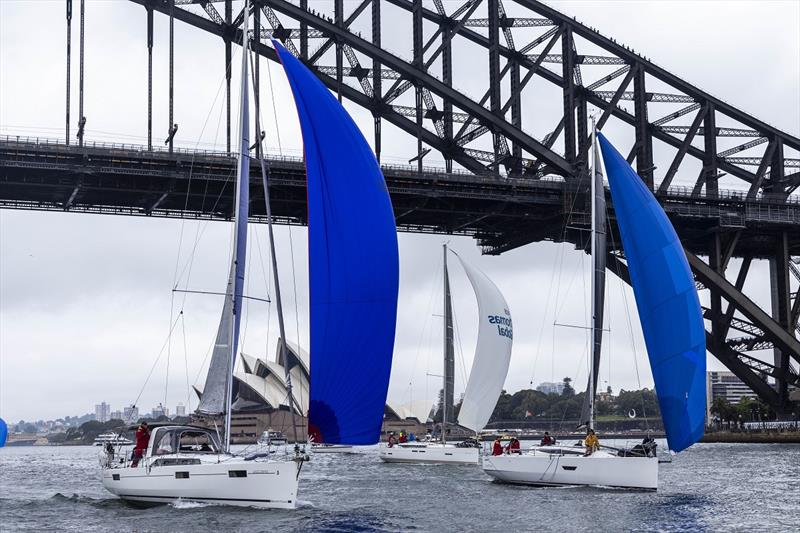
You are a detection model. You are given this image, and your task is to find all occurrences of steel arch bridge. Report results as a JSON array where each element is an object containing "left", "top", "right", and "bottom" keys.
[{"left": 3, "top": 0, "right": 800, "bottom": 415}]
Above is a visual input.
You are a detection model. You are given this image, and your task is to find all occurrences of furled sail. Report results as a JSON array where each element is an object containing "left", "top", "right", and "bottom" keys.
[
  {"left": 598, "top": 132, "right": 705, "bottom": 452},
  {"left": 274, "top": 42, "right": 399, "bottom": 445},
  {"left": 196, "top": 29, "right": 250, "bottom": 416},
  {"left": 579, "top": 132, "right": 607, "bottom": 429},
  {"left": 454, "top": 253, "right": 513, "bottom": 432}
]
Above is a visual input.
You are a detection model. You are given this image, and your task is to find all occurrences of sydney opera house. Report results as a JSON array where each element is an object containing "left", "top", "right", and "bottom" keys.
[{"left": 221, "top": 339, "right": 428, "bottom": 442}]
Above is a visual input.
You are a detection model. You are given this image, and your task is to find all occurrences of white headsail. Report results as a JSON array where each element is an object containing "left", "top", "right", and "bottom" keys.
[{"left": 454, "top": 254, "right": 513, "bottom": 432}]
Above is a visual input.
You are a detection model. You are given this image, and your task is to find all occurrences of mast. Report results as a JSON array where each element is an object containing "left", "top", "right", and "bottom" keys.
[
  {"left": 589, "top": 118, "right": 597, "bottom": 432},
  {"left": 442, "top": 243, "right": 455, "bottom": 444},
  {"left": 588, "top": 116, "right": 608, "bottom": 432},
  {"left": 222, "top": 0, "right": 250, "bottom": 452}
]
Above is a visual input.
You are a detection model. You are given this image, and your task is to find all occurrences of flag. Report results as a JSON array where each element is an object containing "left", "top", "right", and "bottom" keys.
[{"left": 525, "top": 410, "right": 533, "bottom": 418}]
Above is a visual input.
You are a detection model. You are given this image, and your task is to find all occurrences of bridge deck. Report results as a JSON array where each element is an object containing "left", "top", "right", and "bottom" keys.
[{"left": 2, "top": 136, "right": 799, "bottom": 256}]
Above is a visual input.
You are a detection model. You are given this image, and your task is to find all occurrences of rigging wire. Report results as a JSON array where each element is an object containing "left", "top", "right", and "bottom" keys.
[
  {"left": 264, "top": 53, "right": 283, "bottom": 154},
  {"left": 132, "top": 312, "right": 185, "bottom": 410}
]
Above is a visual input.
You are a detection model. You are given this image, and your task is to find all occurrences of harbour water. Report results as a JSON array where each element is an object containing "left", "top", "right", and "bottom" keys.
[{"left": 1, "top": 442, "right": 797, "bottom": 532}]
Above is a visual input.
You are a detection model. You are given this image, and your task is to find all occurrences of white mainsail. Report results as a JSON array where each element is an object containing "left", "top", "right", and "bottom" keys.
[{"left": 454, "top": 254, "right": 513, "bottom": 432}]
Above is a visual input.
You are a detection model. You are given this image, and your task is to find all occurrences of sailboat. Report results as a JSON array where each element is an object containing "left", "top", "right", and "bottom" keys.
[
  {"left": 100, "top": 1, "right": 399, "bottom": 508},
  {"left": 482, "top": 122, "right": 706, "bottom": 490},
  {"left": 380, "top": 244, "right": 513, "bottom": 465}
]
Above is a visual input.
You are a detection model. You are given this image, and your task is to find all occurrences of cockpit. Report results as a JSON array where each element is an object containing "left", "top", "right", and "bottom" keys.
[{"left": 148, "top": 426, "right": 221, "bottom": 457}]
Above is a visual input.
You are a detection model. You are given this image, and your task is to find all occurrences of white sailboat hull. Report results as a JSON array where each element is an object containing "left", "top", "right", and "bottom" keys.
[
  {"left": 312, "top": 444, "right": 354, "bottom": 453},
  {"left": 379, "top": 443, "right": 479, "bottom": 465},
  {"left": 482, "top": 448, "right": 658, "bottom": 490},
  {"left": 102, "top": 456, "right": 299, "bottom": 509}
]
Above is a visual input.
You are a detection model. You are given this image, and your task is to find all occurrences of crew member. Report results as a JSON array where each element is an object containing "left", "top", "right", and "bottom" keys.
[
  {"left": 131, "top": 422, "right": 150, "bottom": 467},
  {"left": 540, "top": 431, "right": 555, "bottom": 446},
  {"left": 387, "top": 432, "right": 397, "bottom": 448},
  {"left": 506, "top": 437, "right": 521, "bottom": 454},
  {"left": 491, "top": 437, "right": 503, "bottom": 456},
  {"left": 398, "top": 431, "right": 407, "bottom": 444},
  {"left": 584, "top": 429, "right": 599, "bottom": 456}
]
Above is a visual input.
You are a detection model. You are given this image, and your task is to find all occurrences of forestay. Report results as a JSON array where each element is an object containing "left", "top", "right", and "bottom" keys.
[
  {"left": 598, "top": 132, "right": 705, "bottom": 453},
  {"left": 274, "top": 42, "right": 399, "bottom": 445},
  {"left": 455, "top": 254, "right": 513, "bottom": 432}
]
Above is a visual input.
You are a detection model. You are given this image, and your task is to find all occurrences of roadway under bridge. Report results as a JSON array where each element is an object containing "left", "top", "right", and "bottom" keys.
[{"left": 1, "top": 0, "right": 799, "bottom": 415}]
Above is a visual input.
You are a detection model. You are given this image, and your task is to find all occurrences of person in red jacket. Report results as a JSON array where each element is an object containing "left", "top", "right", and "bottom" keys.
[
  {"left": 131, "top": 422, "right": 150, "bottom": 467},
  {"left": 507, "top": 437, "right": 521, "bottom": 454},
  {"left": 492, "top": 438, "right": 503, "bottom": 456}
]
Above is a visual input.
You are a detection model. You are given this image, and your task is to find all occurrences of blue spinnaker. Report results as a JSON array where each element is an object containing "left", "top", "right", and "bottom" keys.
[
  {"left": 274, "top": 42, "right": 399, "bottom": 445},
  {"left": 0, "top": 417, "right": 7, "bottom": 447},
  {"left": 598, "top": 133, "right": 705, "bottom": 453}
]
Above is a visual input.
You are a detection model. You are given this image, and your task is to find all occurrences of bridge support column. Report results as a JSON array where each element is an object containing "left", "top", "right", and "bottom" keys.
[
  {"left": 769, "top": 232, "right": 791, "bottom": 415},
  {"left": 561, "top": 27, "right": 576, "bottom": 167},
  {"left": 510, "top": 60, "right": 521, "bottom": 175},
  {"left": 66, "top": 0, "right": 72, "bottom": 145},
  {"left": 300, "top": 0, "right": 308, "bottom": 60},
  {"left": 702, "top": 102, "right": 718, "bottom": 197},
  {"left": 372, "top": 0, "right": 382, "bottom": 163},
  {"left": 78, "top": 0, "right": 85, "bottom": 147},
  {"left": 168, "top": 0, "right": 175, "bottom": 153},
  {"left": 147, "top": 5, "right": 153, "bottom": 151},
  {"left": 709, "top": 232, "right": 724, "bottom": 353},
  {"left": 412, "top": 0, "right": 423, "bottom": 174},
  {"left": 335, "top": 0, "right": 343, "bottom": 103},
  {"left": 254, "top": 6, "right": 261, "bottom": 157},
  {"left": 633, "top": 66, "right": 653, "bottom": 188},
  {"left": 488, "top": 0, "right": 500, "bottom": 167},
  {"left": 224, "top": 0, "right": 231, "bottom": 153},
  {"left": 442, "top": 22, "right": 453, "bottom": 173}
]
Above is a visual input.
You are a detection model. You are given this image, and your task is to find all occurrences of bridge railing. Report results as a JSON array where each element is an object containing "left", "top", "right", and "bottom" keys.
[{"left": 2, "top": 134, "right": 798, "bottom": 206}]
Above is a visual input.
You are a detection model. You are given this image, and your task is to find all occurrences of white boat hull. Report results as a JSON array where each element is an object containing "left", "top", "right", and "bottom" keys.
[
  {"left": 312, "top": 445, "right": 354, "bottom": 453},
  {"left": 482, "top": 449, "right": 658, "bottom": 490},
  {"left": 379, "top": 443, "right": 479, "bottom": 465},
  {"left": 102, "top": 457, "right": 299, "bottom": 509}
]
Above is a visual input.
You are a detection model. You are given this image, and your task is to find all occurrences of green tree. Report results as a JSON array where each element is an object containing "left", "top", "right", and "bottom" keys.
[
  {"left": 562, "top": 377, "right": 575, "bottom": 397},
  {"left": 710, "top": 397, "right": 733, "bottom": 420},
  {"left": 616, "top": 388, "right": 660, "bottom": 418}
]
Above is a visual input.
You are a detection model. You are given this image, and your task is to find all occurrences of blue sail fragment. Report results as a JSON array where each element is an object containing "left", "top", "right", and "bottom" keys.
[
  {"left": 598, "top": 133, "right": 706, "bottom": 453},
  {"left": 274, "top": 42, "right": 399, "bottom": 445}
]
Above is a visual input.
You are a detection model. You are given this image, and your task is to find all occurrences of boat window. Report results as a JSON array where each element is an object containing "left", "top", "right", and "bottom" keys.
[
  {"left": 153, "top": 430, "right": 177, "bottom": 456},
  {"left": 179, "top": 430, "right": 218, "bottom": 454},
  {"left": 151, "top": 458, "right": 201, "bottom": 467}
]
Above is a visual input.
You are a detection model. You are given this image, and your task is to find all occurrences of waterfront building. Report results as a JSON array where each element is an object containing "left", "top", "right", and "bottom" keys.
[
  {"left": 706, "top": 370, "right": 758, "bottom": 419},
  {"left": 109, "top": 410, "right": 123, "bottom": 421},
  {"left": 175, "top": 403, "right": 186, "bottom": 417},
  {"left": 536, "top": 381, "right": 564, "bottom": 395},
  {"left": 122, "top": 405, "right": 139, "bottom": 423},
  {"left": 94, "top": 402, "right": 110, "bottom": 423},
  {"left": 151, "top": 404, "right": 168, "bottom": 419}
]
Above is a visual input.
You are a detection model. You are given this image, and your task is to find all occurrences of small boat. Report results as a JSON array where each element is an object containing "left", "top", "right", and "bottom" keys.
[
  {"left": 100, "top": 2, "right": 399, "bottom": 509},
  {"left": 380, "top": 245, "right": 513, "bottom": 465},
  {"left": 257, "top": 429, "right": 287, "bottom": 446},
  {"left": 483, "top": 122, "right": 706, "bottom": 490},
  {"left": 94, "top": 431, "right": 133, "bottom": 447}
]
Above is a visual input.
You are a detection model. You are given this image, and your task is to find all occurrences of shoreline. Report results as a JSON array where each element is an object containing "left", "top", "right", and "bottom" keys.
[{"left": 700, "top": 431, "right": 800, "bottom": 444}]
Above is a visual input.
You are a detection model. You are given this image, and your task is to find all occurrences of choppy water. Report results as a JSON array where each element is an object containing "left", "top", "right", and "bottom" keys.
[{"left": 1, "top": 442, "right": 798, "bottom": 532}]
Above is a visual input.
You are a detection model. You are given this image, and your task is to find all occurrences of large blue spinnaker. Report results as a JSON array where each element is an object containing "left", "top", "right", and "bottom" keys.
[
  {"left": 274, "top": 42, "right": 399, "bottom": 445},
  {"left": 598, "top": 133, "right": 705, "bottom": 453}
]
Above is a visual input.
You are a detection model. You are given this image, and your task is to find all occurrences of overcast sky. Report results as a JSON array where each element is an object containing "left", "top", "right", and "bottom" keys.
[{"left": 1, "top": 0, "right": 798, "bottom": 422}]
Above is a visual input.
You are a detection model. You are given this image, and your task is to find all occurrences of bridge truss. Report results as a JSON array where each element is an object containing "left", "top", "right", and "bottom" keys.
[{"left": 3, "top": 0, "right": 800, "bottom": 414}]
